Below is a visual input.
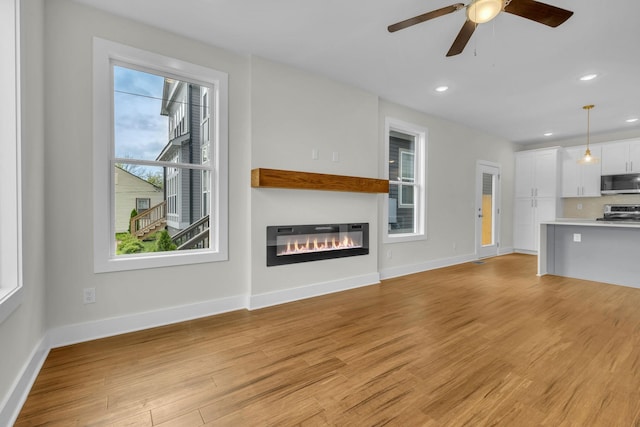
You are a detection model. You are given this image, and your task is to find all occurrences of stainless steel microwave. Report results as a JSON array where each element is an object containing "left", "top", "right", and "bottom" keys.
[{"left": 601, "top": 174, "right": 640, "bottom": 194}]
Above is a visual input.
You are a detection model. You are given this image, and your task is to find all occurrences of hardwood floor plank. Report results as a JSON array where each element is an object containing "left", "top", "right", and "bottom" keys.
[{"left": 16, "top": 254, "right": 640, "bottom": 425}]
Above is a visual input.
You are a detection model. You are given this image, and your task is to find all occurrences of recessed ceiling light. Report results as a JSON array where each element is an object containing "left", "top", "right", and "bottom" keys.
[
  {"left": 435, "top": 86, "right": 449, "bottom": 92},
  {"left": 544, "top": 132, "right": 553, "bottom": 137},
  {"left": 626, "top": 118, "right": 639, "bottom": 123},
  {"left": 579, "top": 73, "right": 598, "bottom": 81}
]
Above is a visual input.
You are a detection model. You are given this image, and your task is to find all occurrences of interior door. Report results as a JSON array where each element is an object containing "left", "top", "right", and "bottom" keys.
[{"left": 476, "top": 162, "right": 501, "bottom": 258}]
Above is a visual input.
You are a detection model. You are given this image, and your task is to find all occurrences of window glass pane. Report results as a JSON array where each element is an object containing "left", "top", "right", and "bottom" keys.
[
  {"left": 482, "top": 172, "right": 494, "bottom": 246},
  {"left": 388, "top": 183, "right": 415, "bottom": 234},
  {"left": 113, "top": 66, "right": 166, "bottom": 162},
  {"left": 389, "top": 131, "right": 415, "bottom": 183},
  {"left": 113, "top": 66, "right": 210, "bottom": 166},
  {"left": 114, "top": 163, "right": 210, "bottom": 255}
]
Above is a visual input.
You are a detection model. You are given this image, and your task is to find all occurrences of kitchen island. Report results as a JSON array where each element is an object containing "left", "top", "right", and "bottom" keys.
[{"left": 538, "top": 219, "right": 640, "bottom": 288}]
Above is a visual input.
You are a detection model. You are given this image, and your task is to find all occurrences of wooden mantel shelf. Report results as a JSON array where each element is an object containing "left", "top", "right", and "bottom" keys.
[{"left": 251, "top": 168, "right": 389, "bottom": 193}]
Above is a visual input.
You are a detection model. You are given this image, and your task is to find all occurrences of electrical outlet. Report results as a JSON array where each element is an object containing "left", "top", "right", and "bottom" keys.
[
  {"left": 573, "top": 233, "right": 581, "bottom": 243},
  {"left": 386, "top": 249, "right": 392, "bottom": 259},
  {"left": 83, "top": 287, "right": 96, "bottom": 304},
  {"left": 311, "top": 148, "right": 319, "bottom": 160},
  {"left": 332, "top": 151, "right": 339, "bottom": 162}
]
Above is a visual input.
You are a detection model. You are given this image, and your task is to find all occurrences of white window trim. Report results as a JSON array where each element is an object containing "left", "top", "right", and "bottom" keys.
[
  {"left": 383, "top": 117, "right": 427, "bottom": 244},
  {"left": 0, "top": 0, "right": 24, "bottom": 323},
  {"left": 93, "top": 38, "right": 228, "bottom": 273}
]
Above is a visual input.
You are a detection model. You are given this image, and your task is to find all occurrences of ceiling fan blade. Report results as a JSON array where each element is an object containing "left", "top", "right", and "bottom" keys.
[
  {"left": 446, "top": 20, "right": 477, "bottom": 57},
  {"left": 388, "top": 3, "right": 464, "bottom": 33},
  {"left": 504, "top": 0, "right": 573, "bottom": 27}
]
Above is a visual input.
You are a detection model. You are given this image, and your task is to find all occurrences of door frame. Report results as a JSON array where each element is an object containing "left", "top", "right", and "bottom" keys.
[{"left": 475, "top": 160, "right": 501, "bottom": 259}]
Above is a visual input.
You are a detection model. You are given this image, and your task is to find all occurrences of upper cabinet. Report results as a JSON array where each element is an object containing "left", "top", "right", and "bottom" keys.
[
  {"left": 515, "top": 148, "right": 559, "bottom": 199},
  {"left": 601, "top": 139, "right": 640, "bottom": 175},
  {"left": 561, "top": 146, "right": 602, "bottom": 197}
]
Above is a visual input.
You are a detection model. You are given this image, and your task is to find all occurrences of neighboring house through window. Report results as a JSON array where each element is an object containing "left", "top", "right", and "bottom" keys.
[
  {"left": 93, "top": 38, "right": 228, "bottom": 272},
  {"left": 384, "top": 118, "right": 427, "bottom": 243}
]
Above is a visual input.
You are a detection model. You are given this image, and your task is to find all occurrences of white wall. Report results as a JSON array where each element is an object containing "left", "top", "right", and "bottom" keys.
[
  {"left": 249, "top": 57, "right": 381, "bottom": 302},
  {"left": 43, "top": 0, "right": 252, "bottom": 331},
  {"left": 378, "top": 101, "right": 515, "bottom": 277},
  {"left": 0, "top": 0, "right": 47, "bottom": 422}
]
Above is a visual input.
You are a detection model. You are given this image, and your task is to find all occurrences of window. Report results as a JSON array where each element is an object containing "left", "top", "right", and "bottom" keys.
[
  {"left": 136, "top": 198, "right": 151, "bottom": 212},
  {"left": 384, "top": 118, "right": 427, "bottom": 243},
  {"left": 0, "top": 0, "right": 23, "bottom": 323},
  {"left": 93, "top": 38, "right": 228, "bottom": 272}
]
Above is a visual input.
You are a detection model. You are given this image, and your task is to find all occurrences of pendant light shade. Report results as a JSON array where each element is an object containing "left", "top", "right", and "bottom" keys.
[{"left": 578, "top": 104, "right": 599, "bottom": 164}]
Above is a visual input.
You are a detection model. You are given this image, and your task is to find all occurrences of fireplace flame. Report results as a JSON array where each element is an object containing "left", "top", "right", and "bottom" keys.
[{"left": 277, "top": 234, "right": 361, "bottom": 256}]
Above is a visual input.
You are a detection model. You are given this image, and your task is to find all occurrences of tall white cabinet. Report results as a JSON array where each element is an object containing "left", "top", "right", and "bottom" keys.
[{"left": 514, "top": 148, "right": 561, "bottom": 253}]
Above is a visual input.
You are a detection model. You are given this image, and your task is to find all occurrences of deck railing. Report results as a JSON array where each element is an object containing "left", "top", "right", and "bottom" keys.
[
  {"left": 172, "top": 215, "right": 210, "bottom": 250},
  {"left": 130, "top": 201, "right": 167, "bottom": 238}
]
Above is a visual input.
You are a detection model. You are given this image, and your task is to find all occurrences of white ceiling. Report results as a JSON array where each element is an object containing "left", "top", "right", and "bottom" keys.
[{"left": 75, "top": 0, "right": 640, "bottom": 144}]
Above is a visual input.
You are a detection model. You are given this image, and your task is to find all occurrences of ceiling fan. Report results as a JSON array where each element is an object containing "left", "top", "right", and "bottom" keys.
[{"left": 387, "top": 0, "right": 573, "bottom": 57}]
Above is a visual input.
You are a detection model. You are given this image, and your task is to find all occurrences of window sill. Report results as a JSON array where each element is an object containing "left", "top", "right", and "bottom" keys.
[
  {"left": 0, "top": 286, "right": 23, "bottom": 324},
  {"left": 384, "top": 233, "right": 427, "bottom": 244},
  {"left": 95, "top": 249, "right": 227, "bottom": 273}
]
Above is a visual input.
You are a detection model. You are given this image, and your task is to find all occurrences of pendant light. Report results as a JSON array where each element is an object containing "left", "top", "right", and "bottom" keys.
[{"left": 578, "top": 104, "right": 599, "bottom": 164}]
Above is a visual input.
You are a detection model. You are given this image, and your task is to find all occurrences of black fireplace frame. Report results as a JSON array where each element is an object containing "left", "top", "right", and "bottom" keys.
[{"left": 266, "top": 223, "right": 369, "bottom": 266}]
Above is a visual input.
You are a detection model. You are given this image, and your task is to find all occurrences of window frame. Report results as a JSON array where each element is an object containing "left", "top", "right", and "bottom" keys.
[
  {"left": 0, "top": 0, "right": 23, "bottom": 324},
  {"left": 383, "top": 117, "right": 427, "bottom": 244},
  {"left": 135, "top": 198, "right": 151, "bottom": 212},
  {"left": 93, "top": 38, "right": 228, "bottom": 273}
]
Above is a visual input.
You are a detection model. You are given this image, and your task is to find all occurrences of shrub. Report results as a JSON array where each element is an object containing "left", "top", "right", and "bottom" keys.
[
  {"left": 156, "top": 230, "right": 177, "bottom": 252},
  {"left": 117, "top": 233, "right": 144, "bottom": 254},
  {"left": 128, "top": 209, "right": 138, "bottom": 233}
]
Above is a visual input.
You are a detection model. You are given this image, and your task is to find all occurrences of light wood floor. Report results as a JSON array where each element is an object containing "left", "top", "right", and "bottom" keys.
[{"left": 16, "top": 254, "right": 640, "bottom": 426}]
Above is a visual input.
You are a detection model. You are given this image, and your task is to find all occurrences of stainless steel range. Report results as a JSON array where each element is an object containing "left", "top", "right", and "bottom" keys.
[{"left": 596, "top": 204, "right": 640, "bottom": 222}]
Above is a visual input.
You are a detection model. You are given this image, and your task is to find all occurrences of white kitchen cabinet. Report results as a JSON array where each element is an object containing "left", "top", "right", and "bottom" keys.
[
  {"left": 601, "top": 139, "right": 640, "bottom": 175},
  {"left": 514, "top": 195, "right": 558, "bottom": 252},
  {"left": 515, "top": 148, "right": 558, "bottom": 198},
  {"left": 514, "top": 148, "right": 560, "bottom": 253},
  {"left": 561, "top": 146, "right": 602, "bottom": 197}
]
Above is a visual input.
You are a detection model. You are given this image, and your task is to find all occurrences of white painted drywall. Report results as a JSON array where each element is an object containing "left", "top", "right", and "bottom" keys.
[
  {"left": 42, "top": 0, "right": 252, "bottom": 328},
  {"left": 0, "top": 0, "right": 47, "bottom": 421},
  {"left": 249, "top": 57, "right": 381, "bottom": 297}
]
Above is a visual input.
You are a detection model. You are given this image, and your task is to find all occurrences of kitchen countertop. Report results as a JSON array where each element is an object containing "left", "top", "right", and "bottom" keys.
[{"left": 541, "top": 218, "right": 640, "bottom": 228}]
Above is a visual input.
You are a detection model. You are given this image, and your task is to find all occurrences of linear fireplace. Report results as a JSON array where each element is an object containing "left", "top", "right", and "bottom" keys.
[{"left": 267, "top": 223, "right": 369, "bottom": 266}]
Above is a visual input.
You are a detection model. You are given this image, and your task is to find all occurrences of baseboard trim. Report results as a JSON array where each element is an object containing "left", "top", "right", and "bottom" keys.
[
  {"left": 249, "top": 272, "right": 381, "bottom": 310},
  {"left": 1, "top": 335, "right": 49, "bottom": 427},
  {"left": 379, "top": 253, "right": 477, "bottom": 280},
  {"left": 498, "top": 246, "right": 514, "bottom": 256},
  {"left": 47, "top": 294, "right": 248, "bottom": 349}
]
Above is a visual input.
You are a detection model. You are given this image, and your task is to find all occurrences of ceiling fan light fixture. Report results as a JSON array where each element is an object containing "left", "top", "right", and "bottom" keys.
[
  {"left": 466, "top": 0, "right": 504, "bottom": 24},
  {"left": 578, "top": 104, "right": 599, "bottom": 165}
]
